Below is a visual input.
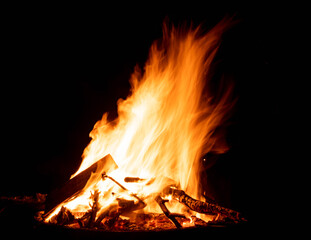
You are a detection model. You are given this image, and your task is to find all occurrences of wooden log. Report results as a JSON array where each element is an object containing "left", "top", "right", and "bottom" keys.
[
  {"left": 167, "top": 187, "right": 246, "bottom": 222},
  {"left": 94, "top": 203, "right": 119, "bottom": 227},
  {"left": 44, "top": 154, "right": 118, "bottom": 217},
  {"left": 155, "top": 195, "right": 182, "bottom": 228},
  {"left": 95, "top": 198, "right": 146, "bottom": 228},
  {"left": 51, "top": 206, "right": 75, "bottom": 225},
  {"left": 116, "top": 198, "right": 146, "bottom": 216}
]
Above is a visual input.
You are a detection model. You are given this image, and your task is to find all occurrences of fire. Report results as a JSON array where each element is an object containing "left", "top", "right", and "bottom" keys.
[{"left": 45, "top": 19, "right": 234, "bottom": 226}]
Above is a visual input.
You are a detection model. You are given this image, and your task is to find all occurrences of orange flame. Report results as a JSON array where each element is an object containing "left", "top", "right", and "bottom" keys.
[{"left": 46, "top": 19, "right": 234, "bottom": 222}]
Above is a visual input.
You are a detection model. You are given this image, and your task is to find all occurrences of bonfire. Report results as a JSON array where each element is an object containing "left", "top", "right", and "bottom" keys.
[{"left": 35, "top": 18, "right": 245, "bottom": 231}]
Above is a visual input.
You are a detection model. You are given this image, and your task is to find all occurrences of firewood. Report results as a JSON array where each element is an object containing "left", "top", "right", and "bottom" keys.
[
  {"left": 51, "top": 206, "right": 75, "bottom": 225},
  {"left": 95, "top": 203, "right": 119, "bottom": 228},
  {"left": 0, "top": 193, "right": 46, "bottom": 211},
  {"left": 44, "top": 154, "right": 118, "bottom": 217},
  {"left": 86, "top": 190, "right": 100, "bottom": 228},
  {"left": 77, "top": 210, "right": 93, "bottom": 228},
  {"left": 123, "top": 177, "right": 156, "bottom": 186},
  {"left": 155, "top": 195, "right": 182, "bottom": 228},
  {"left": 95, "top": 198, "right": 146, "bottom": 228},
  {"left": 166, "top": 187, "right": 246, "bottom": 222},
  {"left": 124, "top": 177, "right": 146, "bottom": 183},
  {"left": 116, "top": 198, "right": 146, "bottom": 216},
  {"left": 102, "top": 173, "right": 144, "bottom": 203}
]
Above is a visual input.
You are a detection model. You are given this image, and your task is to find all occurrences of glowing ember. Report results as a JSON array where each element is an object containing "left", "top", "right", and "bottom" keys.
[{"left": 43, "top": 18, "right": 240, "bottom": 230}]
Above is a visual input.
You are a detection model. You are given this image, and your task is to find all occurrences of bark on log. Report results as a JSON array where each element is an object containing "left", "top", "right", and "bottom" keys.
[
  {"left": 167, "top": 188, "right": 245, "bottom": 222},
  {"left": 44, "top": 154, "right": 118, "bottom": 217}
]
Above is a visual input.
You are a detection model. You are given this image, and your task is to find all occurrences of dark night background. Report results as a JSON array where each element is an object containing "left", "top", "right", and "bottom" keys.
[{"left": 1, "top": 2, "right": 289, "bottom": 229}]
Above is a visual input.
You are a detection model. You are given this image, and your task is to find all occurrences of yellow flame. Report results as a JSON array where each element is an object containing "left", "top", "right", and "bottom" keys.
[{"left": 47, "top": 19, "right": 234, "bottom": 221}]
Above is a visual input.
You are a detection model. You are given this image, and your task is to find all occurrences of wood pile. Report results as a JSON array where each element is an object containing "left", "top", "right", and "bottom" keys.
[{"left": 2, "top": 154, "right": 246, "bottom": 231}]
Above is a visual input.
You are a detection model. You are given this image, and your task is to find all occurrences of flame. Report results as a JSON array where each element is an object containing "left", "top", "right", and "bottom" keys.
[{"left": 46, "top": 19, "right": 234, "bottom": 222}]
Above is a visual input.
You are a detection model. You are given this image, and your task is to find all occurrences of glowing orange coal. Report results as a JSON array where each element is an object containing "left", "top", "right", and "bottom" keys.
[{"left": 45, "top": 19, "right": 234, "bottom": 224}]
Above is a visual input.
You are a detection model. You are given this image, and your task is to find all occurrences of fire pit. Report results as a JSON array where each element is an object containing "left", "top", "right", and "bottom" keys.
[
  {"left": 0, "top": 193, "right": 247, "bottom": 239},
  {"left": 37, "top": 154, "right": 245, "bottom": 232},
  {"left": 1, "top": 18, "right": 247, "bottom": 237}
]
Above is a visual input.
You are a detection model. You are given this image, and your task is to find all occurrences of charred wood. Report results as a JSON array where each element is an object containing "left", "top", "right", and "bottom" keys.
[
  {"left": 51, "top": 206, "right": 75, "bottom": 226},
  {"left": 86, "top": 190, "right": 100, "bottom": 228},
  {"left": 77, "top": 211, "right": 91, "bottom": 228},
  {"left": 117, "top": 198, "right": 146, "bottom": 216},
  {"left": 124, "top": 177, "right": 156, "bottom": 186},
  {"left": 0, "top": 193, "right": 46, "bottom": 211},
  {"left": 124, "top": 177, "right": 146, "bottom": 183},
  {"left": 102, "top": 173, "right": 144, "bottom": 203},
  {"left": 167, "top": 188, "right": 245, "bottom": 222},
  {"left": 44, "top": 154, "right": 118, "bottom": 217},
  {"left": 95, "top": 203, "right": 119, "bottom": 229},
  {"left": 155, "top": 195, "right": 182, "bottom": 228},
  {"left": 95, "top": 198, "right": 146, "bottom": 228}
]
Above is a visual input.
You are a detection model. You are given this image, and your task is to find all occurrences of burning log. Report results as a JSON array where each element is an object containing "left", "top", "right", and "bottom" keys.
[
  {"left": 95, "top": 174, "right": 147, "bottom": 228},
  {"left": 124, "top": 177, "right": 156, "bottom": 186},
  {"left": 117, "top": 198, "right": 146, "bottom": 216},
  {"left": 166, "top": 187, "right": 245, "bottom": 222},
  {"left": 95, "top": 203, "right": 119, "bottom": 229},
  {"left": 124, "top": 177, "right": 146, "bottom": 183},
  {"left": 44, "top": 154, "right": 118, "bottom": 217},
  {"left": 52, "top": 206, "right": 75, "bottom": 226},
  {"left": 95, "top": 198, "right": 146, "bottom": 229},
  {"left": 155, "top": 195, "right": 182, "bottom": 229},
  {"left": 86, "top": 190, "right": 100, "bottom": 228},
  {"left": 102, "top": 173, "right": 144, "bottom": 203}
]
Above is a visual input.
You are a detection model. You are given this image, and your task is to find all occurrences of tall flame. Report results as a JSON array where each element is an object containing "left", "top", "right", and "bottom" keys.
[{"left": 48, "top": 19, "right": 234, "bottom": 220}]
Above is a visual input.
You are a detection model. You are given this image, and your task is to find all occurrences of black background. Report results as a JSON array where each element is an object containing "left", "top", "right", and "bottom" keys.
[{"left": 1, "top": 2, "right": 288, "bottom": 225}]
